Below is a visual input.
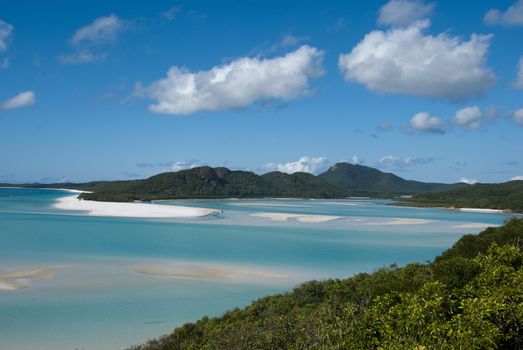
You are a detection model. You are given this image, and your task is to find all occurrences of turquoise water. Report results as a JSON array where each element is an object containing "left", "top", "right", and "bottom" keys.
[{"left": 0, "top": 188, "right": 515, "bottom": 350}]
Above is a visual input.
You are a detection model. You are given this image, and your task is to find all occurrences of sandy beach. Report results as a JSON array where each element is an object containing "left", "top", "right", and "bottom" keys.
[
  {"left": 250, "top": 212, "right": 342, "bottom": 223},
  {"left": 54, "top": 195, "right": 221, "bottom": 218},
  {"left": 458, "top": 208, "right": 506, "bottom": 214}
]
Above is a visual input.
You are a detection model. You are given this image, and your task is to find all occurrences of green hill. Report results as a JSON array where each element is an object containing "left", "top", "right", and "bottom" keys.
[
  {"left": 401, "top": 180, "right": 523, "bottom": 213},
  {"left": 130, "top": 219, "right": 523, "bottom": 350},
  {"left": 77, "top": 166, "right": 349, "bottom": 202},
  {"left": 319, "top": 162, "right": 465, "bottom": 196}
]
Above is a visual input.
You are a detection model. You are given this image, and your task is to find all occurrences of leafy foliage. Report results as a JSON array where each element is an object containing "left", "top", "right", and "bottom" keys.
[{"left": 130, "top": 219, "right": 523, "bottom": 350}]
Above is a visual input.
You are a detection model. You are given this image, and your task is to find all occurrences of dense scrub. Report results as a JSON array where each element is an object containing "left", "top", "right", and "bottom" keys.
[
  {"left": 131, "top": 218, "right": 523, "bottom": 350},
  {"left": 403, "top": 181, "right": 523, "bottom": 213}
]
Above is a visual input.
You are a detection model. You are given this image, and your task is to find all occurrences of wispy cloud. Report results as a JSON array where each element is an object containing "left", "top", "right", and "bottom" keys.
[
  {"left": 378, "top": 155, "right": 435, "bottom": 170},
  {"left": 513, "top": 108, "right": 523, "bottom": 126},
  {"left": 134, "top": 45, "right": 324, "bottom": 115},
  {"left": 516, "top": 57, "right": 523, "bottom": 88},
  {"left": 377, "top": 122, "right": 394, "bottom": 132},
  {"left": 2, "top": 91, "right": 36, "bottom": 110},
  {"left": 162, "top": 5, "right": 181, "bottom": 21},
  {"left": 59, "top": 15, "right": 127, "bottom": 65},
  {"left": 0, "top": 20, "right": 13, "bottom": 52}
]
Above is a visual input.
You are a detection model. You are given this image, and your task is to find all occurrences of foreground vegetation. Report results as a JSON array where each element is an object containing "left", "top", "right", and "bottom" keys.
[
  {"left": 131, "top": 218, "right": 523, "bottom": 350},
  {"left": 401, "top": 181, "right": 523, "bottom": 213}
]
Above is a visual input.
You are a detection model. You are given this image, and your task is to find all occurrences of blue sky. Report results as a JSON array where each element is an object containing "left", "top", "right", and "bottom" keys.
[{"left": 0, "top": 0, "right": 522, "bottom": 184}]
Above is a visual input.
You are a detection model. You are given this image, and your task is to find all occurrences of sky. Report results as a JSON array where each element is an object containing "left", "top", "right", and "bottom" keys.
[{"left": 0, "top": 0, "right": 522, "bottom": 184}]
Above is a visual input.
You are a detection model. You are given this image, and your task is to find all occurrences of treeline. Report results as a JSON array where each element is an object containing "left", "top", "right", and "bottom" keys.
[
  {"left": 401, "top": 180, "right": 523, "bottom": 213},
  {"left": 78, "top": 167, "right": 349, "bottom": 202},
  {"left": 130, "top": 218, "right": 523, "bottom": 350}
]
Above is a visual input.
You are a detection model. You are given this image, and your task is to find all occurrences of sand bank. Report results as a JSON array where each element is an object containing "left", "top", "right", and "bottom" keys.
[
  {"left": 54, "top": 195, "right": 221, "bottom": 218},
  {"left": 134, "top": 261, "right": 288, "bottom": 282},
  {"left": 250, "top": 212, "right": 342, "bottom": 223},
  {"left": 458, "top": 208, "right": 505, "bottom": 214},
  {"left": 0, "top": 266, "right": 59, "bottom": 291},
  {"left": 366, "top": 218, "right": 433, "bottom": 225}
]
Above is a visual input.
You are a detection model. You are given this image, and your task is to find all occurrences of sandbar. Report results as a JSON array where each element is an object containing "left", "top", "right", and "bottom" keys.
[
  {"left": 54, "top": 195, "right": 221, "bottom": 218},
  {"left": 250, "top": 212, "right": 342, "bottom": 223}
]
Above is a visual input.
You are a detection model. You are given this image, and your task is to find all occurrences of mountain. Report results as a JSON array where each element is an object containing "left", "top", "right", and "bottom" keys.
[
  {"left": 76, "top": 166, "right": 350, "bottom": 202},
  {"left": 401, "top": 180, "right": 523, "bottom": 212},
  {"left": 130, "top": 219, "right": 523, "bottom": 350},
  {"left": 319, "top": 162, "right": 466, "bottom": 196}
]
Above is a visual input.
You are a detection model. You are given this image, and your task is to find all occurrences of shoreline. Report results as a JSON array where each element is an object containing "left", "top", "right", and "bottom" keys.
[{"left": 54, "top": 195, "right": 221, "bottom": 219}]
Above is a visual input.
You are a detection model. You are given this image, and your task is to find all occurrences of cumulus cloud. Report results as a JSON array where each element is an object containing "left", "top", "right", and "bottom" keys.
[
  {"left": 514, "top": 108, "right": 523, "bottom": 126},
  {"left": 378, "top": 0, "right": 434, "bottom": 27},
  {"left": 1, "top": 91, "right": 36, "bottom": 110},
  {"left": 511, "top": 175, "right": 523, "bottom": 181},
  {"left": 453, "top": 106, "right": 497, "bottom": 130},
  {"left": 72, "top": 15, "right": 126, "bottom": 46},
  {"left": 377, "top": 122, "right": 394, "bottom": 132},
  {"left": 378, "top": 155, "right": 434, "bottom": 169},
  {"left": 0, "top": 20, "right": 13, "bottom": 52},
  {"left": 338, "top": 20, "right": 495, "bottom": 102},
  {"left": 261, "top": 156, "right": 330, "bottom": 175},
  {"left": 516, "top": 57, "right": 523, "bottom": 88},
  {"left": 484, "top": 0, "right": 523, "bottom": 26},
  {"left": 408, "top": 112, "right": 446, "bottom": 134},
  {"left": 459, "top": 177, "right": 478, "bottom": 185},
  {"left": 135, "top": 45, "right": 324, "bottom": 115}
]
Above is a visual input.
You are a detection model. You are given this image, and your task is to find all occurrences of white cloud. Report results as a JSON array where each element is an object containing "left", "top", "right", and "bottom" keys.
[
  {"left": 261, "top": 156, "right": 330, "bottom": 175},
  {"left": 378, "top": 0, "right": 434, "bottom": 27},
  {"left": 409, "top": 112, "right": 445, "bottom": 134},
  {"left": 377, "top": 122, "right": 394, "bottom": 132},
  {"left": 338, "top": 20, "right": 495, "bottom": 102},
  {"left": 511, "top": 176, "right": 523, "bottom": 181},
  {"left": 2, "top": 91, "right": 36, "bottom": 110},
  {"left": 72, "top": 15, "right": 126, "bottom": 46},
  {"left": 170, "top": 160, "right": 204, "bottom": 172},
  {"left": 135, "top": 45, "right": 324, "bottom": 115},
  {"left": 459, "top": 177, "right": 478, "bottom": 185},
  {"left": 351, "top": 156, "right": 365, "bottom": 165},
  {"left": 0, "top": 20, "right": 13, "bottom": 52},
  {"left": 280, "top": 34, "right": 309, "bottom": 47},
  {"left": 58, "top": 51, "right": 107, "bottom": 65},
  {"left": 378, "top": 155, "right": 434, "bottom": 169},
  {"left": 514, "top": 108, "right": 523, "bottom": 126},
  {"left": 454, "top": 106, "right": 482, "bottom": 130},
  {"left": 484, "top": 0, "right": 523, "bottom": 26},
  {"left": 516, "top": 57, "right": 523, "bottom": 88}
]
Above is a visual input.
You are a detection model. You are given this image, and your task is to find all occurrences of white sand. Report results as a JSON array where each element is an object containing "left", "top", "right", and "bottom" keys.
[
  {"left": 250, "top": 212, "right": 342, "bottom": 223},
  {"left": 0, "top": 265, "right": 60, "bottom": 292},
  {"left": 452, "top": 223, "right": 500, "bottom": 229},
  {"left": 1, "top": 266, "right": 56, "bottom": 280},
  {"left": 366, "top": 218, "right": 432, "bottom": 225},
  {"left": 458, "top": 208, "right": 505, "bottom": 214},
  {"left": 0, "top": 279, "right": 25, "bottom": 291},
  {"left": 230, "top": 202, "right": 310, "bottom": 208},
  {"left": 54, "top": 195, "right": 221, "bottom": 218},
  {"left": 134, "top": 261, "right": 288, "bottom": 282}
]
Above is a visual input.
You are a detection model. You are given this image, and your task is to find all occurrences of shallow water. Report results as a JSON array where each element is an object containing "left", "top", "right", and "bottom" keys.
[{"left": 0, "top": 188, "right": 516, "bottom": 350}]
